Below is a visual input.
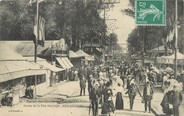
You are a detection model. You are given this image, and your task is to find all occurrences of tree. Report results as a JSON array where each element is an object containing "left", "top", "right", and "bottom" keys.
[
  {"left": 0, "top": 0, "right": 34, "bottom": 40},
  {"left": 123, "top": 0, "right": 184, "bottom": 54},
  {"left": 0, "top": 0, "right": 117, "bottom": 53}
]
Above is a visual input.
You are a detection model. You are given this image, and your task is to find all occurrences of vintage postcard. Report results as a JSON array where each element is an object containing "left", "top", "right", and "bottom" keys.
[{"left": 0, "top": 0, "right": 184, "bottom": 116}]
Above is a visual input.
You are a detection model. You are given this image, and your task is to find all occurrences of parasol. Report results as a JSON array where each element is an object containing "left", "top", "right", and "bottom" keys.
[
  {"left": 165, "top": 67, "right": 173, "bottom": 73},
  {"left": 150, "top": 67, "right": 160, "bottom": 73}
]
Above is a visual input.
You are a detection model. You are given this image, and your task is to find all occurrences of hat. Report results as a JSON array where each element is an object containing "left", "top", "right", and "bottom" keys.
[
  {"left": 131, "top": 81, "right": 135, "bottom": 85},
  {"left": 89, "top": 74, "right": 93, "bottom": 78},
  {"left": 128, "top": 75, "right": 132, "bottom": 78},
  {"left": 152, "top": 72, "right": 156, "bottom": 76},
  {"left": 173, "top": 82, "right": 180, "bottom": 87},
  {"left": 181, "top": 71, "right": 184, "bottom": 75},
  {"left": 93, "top": 82, "right": 100, "bottom": 87},
  {"left": 130, "top": 79, "right": 135, "bottom": 85},
  {"left": 163, "top": 71, "right": 167, "bottom": 75},
  {"left": 146, "top": 81, "right": 150, "bottom": 84}
]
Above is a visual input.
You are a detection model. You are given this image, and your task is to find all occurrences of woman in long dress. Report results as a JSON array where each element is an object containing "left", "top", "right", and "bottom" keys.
[
  {"left": 101, "top": 81, "right": 115, "bottom": 116},
  {"left": 115, "top": 83, "right": 124, "bottom": 110}
]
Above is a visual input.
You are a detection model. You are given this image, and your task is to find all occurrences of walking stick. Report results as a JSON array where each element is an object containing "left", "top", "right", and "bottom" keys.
[
  {"left": 135, "top": 84, "right": 144, "bottom": 103},
  {"left": 89, "top": 100, "right": 92, "bottom": 115}
]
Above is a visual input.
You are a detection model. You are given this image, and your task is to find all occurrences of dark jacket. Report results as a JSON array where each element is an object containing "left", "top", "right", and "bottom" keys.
[
  {"left": 126, "top": 84, "right": 136, "bottom": 96},
  {"left": 143, "top": 85, "right": 154, "bottom": 99},
  {"left": 80, "top": 79, "right": 86, "bottom": 88},
  {"left": 160, "top": 93, "right": 171, "bottom": 114},
  {"left": 90, "top": 88, "right": 100, "bottom": 101},
  {"left": 172, "top": 90, "right": 183, "bottom": 106}
]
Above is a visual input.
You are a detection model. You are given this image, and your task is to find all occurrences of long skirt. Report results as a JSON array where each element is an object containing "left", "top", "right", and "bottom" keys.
[
  {"left": 101, "top": 101, "right": 115, "bottom": 114},
  {"left": 115, "top": 92, "right": 124, "bottom": 110}
]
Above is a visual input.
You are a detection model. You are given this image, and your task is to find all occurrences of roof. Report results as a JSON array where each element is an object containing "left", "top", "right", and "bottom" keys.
[
  {"left": 83, "top": 43, "right": 101, "bottom": 47},
  {"left": 0, "top": 41, "right": 53, "bottom": 57},
  {"left": 0, "top": 61, "right": 46, "bottom": 83},
  {"left": 147, "top": 45, "right": 172, "bottom": 53},
  {"left": 76, "top": 49, "right": 90, "bottom": 57},
  {"left": 0, "top": 43, "right": 25, "bottom": 61},
  {"left": 24, "top": 57, "right": 46, "bottom": 62},
  {"left": 69, "top": 50, "right": 81, "bottom": 58},
  {"left": 24, "top": 57, "right": 64, "bottom": 72},
  {"left": 37, "top": 61, "right": 64, "bottom": 72},
  {"left": 84, "top": 56, "right": 95, "bottom": 61},
  {"left": 162, "top": 52, "right": 184, "bottom": 60},
  {"left": 56, "top": 57, "right": 73, "bottom": 69}
]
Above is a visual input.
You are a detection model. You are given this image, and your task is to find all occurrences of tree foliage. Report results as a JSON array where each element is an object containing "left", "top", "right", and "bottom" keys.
[
  {"left": 124, "top": 0, "right": 184, "bottom": 54},
  {"left": 0, "top": 0, "right": 116, "bottom": 52}
]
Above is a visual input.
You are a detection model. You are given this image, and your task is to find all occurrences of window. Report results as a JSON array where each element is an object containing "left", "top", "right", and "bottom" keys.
[{"left": 37, "top": 74, "right": 46, "bottom": 84}]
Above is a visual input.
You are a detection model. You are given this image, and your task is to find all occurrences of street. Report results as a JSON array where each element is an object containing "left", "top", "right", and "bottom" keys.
[
  {"left": 0, "top": 0, "right": 184, "bottom": 116},
  {"left": 0, "top": 81, "right": 154, "bottom": 116}
]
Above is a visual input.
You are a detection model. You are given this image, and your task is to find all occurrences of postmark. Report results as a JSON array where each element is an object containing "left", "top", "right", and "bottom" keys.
[{"left": 135, "top": 0, "right": 166, "bottom": 26}]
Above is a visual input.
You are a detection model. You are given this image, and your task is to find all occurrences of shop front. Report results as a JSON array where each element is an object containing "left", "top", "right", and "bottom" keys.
[
  {"left": 37, "top": 60, "right": 64, "bottom": 86},
  {"left": 56, "top": 57, "right": 73, "bottom": 81},
  {"left": 0, "top": 60, "right": 47, "bottom": 105}
]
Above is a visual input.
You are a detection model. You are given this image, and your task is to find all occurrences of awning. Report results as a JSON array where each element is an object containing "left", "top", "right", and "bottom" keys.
[
  {"left": 69, "top": 50, "right": 82, "bottom": 58},
  {"left": 0, "top": 61, "right": 46, "bottom": 83},
  {"left": 76, "top": 49, "right": 90, "bottom": 57},
  {"left": 56, "top": 57, "right": 73, "bottom": 69},
  {"left": 37, "top": 61, "right": 64, "bottom": 72},
  {"left": 83, "top": 56, "right": 95, "bottom": 61},
  {"left": 63, "top": 57, "right": 73, "bottom": 68},
  {"left": 56, "top": 57, "right": 68, "bottom": 69}
]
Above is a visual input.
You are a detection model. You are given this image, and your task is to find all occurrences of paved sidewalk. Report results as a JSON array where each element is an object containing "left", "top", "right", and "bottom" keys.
[
  {"left": 37, "top": 81, "right": 69, "bottom": 97},
  {"left": 0, "top": 81, "right": 155, "bottom": 116},
  {"left": 151, "top": 88, "right": 165, "bottom": 116},
  {"left": 151, "top": 87, "right": 184, "bottom": 116}
]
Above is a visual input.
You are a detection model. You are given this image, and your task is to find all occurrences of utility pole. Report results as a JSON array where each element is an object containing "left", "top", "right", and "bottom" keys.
[
  {"left": 142, "top": 26, "right": 145, "bottom": 67},
  {"left": 101, "top": 0, "right": 120, "bottom": 63}
]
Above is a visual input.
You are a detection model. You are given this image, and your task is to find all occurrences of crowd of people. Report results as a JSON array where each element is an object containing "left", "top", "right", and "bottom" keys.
[{"left": 76, "top": 62, "right": 183, "bottom": 116}]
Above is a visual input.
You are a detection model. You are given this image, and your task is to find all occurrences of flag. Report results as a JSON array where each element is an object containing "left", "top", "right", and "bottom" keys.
[
  {"left": 33, "top": 15, "right": 38, "bottom": 43},
  {"left": 33, "top": 16, "right": 45, "bottom": 47},
  {"left": 38, "top": 16, "right": 45, "bottom": 47},
  {"left": 167, "top": 29, "right": 175, "bottom": 42}
]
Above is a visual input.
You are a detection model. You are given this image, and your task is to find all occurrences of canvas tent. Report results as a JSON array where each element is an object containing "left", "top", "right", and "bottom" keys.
[
  {"left": 0, "top": 43, "right": 46, "bottom": 83},
  {"left": 147, "top": 45, "right": 172, "bottom": 53},
  {"left": 76, "top": 49, "right": 94, "bottom": 61},
  {"left": 157, "top": 52, "right": 184, "bottom": 64}
]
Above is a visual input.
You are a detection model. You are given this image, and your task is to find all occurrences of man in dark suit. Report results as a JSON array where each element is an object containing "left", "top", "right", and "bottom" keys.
[
  {"left": 126, "top": 80, "right": 136, "bottom": 111},
  {"left": 143, "top": 81, "right": 154, "bottom": 113},
  {"left": 172, "top": 83, "right": 183, "bottom": 116},
  {"left": 79, "top": 76, "right": 86, "bottom": 96}
]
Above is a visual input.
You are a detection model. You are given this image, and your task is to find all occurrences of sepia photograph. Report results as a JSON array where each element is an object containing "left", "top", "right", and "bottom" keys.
[{"left": 0, "top": 0, "right": 184, "bottom": 116}]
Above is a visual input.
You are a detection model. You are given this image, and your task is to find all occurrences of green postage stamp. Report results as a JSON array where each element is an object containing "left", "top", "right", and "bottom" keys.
[{"left": 135, "top": 0, "right": 166, "bottom": 26}]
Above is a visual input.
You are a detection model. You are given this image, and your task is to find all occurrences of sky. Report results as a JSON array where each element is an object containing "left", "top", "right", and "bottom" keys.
[{"left": 105, "top": 0, "right": 136, "bottom": 44}]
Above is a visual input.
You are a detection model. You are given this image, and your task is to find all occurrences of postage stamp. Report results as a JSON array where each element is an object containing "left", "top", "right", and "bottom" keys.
[{"left": 135, "top": 0, "right": 166, "bottom": 26}]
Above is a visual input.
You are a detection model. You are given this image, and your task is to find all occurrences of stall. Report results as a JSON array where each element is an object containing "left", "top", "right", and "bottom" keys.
[
  {"left": 157, "top": 51, "right": 184, "bottom": 73},
  {"left": 0, "top": 44, "right": 46, "bottom": 105}
]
